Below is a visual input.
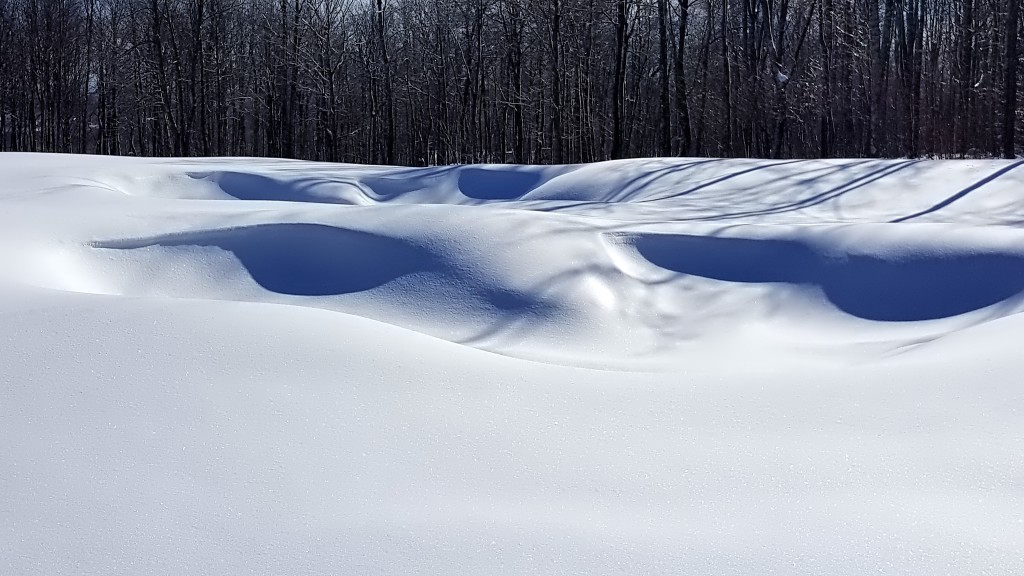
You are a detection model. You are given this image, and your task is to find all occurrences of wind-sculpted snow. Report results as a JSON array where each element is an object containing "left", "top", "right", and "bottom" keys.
[
  {"left": 191, "top": 171, "right": 368, "bottom": 204},
  {"left": 94, "top": 224, "right": 438, "bottom": 296},
  {"left": 186, "top": 164, "right": 558, "bottom": 204},
  {"left": 456, "top": 166, "right": 545, "bottom": 200},
  {"left": 2, "top": 153, "right": 1024, "bottom": 576},
  {"left": 624, "top": 231, "right": 1024, "bottom": 321}
]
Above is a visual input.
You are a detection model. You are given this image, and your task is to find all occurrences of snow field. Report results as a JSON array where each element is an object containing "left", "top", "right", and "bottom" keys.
[{"left": 1, "top": 153, "right": 1023, "bottom": 574}]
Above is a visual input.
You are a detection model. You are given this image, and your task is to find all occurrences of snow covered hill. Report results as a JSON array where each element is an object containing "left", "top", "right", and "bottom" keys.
[{"left": 2, "top": 153, "right": 1022, "bottom": 574}]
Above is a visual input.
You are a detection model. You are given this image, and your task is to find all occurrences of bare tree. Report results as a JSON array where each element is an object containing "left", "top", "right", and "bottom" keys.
[
  {"left": 0, "top": 0, "right": 1020, "bottom": 163},
  {"left": 1004, "top": 0, "right": 1020, "bottom": 158}
]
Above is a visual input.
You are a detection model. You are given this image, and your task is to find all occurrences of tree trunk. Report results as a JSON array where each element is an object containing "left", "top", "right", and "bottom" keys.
[
  {"left": 1003, "top": 0, "right": 1020, "bottom": 158},
  {"left": 675, "top": 0, "right": 692, "bottom": 155},
  {"left": 657, "top": 0, "right": 672, "bottom": 156}
]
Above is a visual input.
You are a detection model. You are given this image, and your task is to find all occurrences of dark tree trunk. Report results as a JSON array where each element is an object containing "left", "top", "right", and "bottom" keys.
[{"left": 1004, "top": 0, "right": 1020, "bottom": 158}]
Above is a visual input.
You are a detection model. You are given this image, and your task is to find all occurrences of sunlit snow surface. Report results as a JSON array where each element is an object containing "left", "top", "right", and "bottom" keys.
[{"left": 2, "top": 153, "right": 1023, "bottom": 574}]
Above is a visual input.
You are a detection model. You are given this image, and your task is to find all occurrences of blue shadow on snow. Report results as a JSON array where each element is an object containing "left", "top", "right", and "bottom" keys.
[{"left": 634, "top": 234, "right": 1024, "bottom": 321}]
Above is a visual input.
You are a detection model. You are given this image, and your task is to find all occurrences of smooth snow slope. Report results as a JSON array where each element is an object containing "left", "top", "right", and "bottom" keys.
[{"left": 1, "top": 153, "right": 1023, "bottom": 575}]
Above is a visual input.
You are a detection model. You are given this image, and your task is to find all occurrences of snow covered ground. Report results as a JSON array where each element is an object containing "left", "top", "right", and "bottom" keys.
[{"left": 2, "top": 153, "right": 1023, "bottom": 574}]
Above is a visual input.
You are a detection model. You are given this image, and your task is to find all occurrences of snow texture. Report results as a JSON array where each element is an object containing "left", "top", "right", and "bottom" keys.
[{"left": 2, "top": 153, "right": 1023, "bottom": 575}]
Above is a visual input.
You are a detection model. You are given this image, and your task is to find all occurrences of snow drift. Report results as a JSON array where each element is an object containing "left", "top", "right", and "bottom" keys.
[{"left": 2, "top": 153, "right": 1023, "bottom": 575}]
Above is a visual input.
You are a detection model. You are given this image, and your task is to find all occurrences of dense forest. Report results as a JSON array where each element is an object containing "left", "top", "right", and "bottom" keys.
[{"left": 0, "top": 0, "right": 1021, "bottom": 165}]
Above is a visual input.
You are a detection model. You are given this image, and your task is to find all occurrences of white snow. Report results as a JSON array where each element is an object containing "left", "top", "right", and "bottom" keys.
[{"left": 1, "top": 153, "right": 1023, "bottom": 574}]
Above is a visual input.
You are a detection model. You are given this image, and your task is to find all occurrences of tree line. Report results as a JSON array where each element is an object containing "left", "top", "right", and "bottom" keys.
[{"left": 0, "top": 0, "right": 1021, "bottom": 165}]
